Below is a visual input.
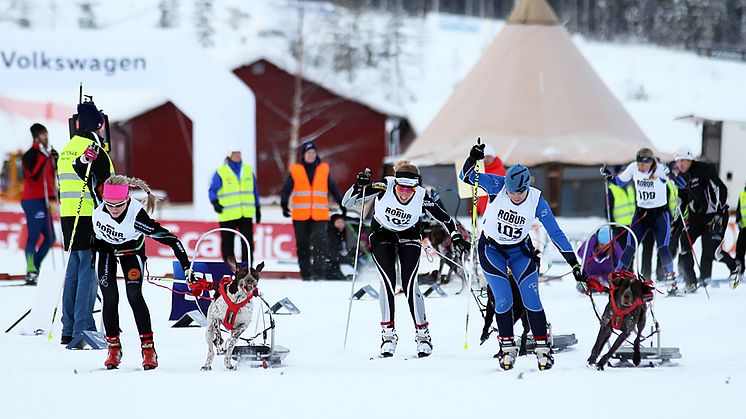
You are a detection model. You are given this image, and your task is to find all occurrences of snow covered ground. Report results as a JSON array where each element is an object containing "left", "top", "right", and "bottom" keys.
[{"left": 1, "top": 248, "right": 743, "bottom": 419}]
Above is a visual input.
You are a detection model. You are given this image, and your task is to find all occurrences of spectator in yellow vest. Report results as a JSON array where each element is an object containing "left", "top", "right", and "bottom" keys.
[
  {"left": 280, "top": 141, "right": 345, "bottom": 281},
  {"left": 208, "top": 146, "right": 261, "bottom": 268},
  {"left": 58, "top": 100, "right": 115, "bottom": 345}
]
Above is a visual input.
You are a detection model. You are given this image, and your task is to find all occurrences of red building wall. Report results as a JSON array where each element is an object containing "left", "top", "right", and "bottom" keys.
[
  {"left": 110, "top": 102, "right": 193, "bottom": 203},
  {"left": 234, "top": 59, "right": 389, "bottom": 196}
]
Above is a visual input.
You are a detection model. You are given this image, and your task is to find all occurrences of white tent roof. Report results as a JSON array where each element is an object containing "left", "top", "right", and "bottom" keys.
[{"left": 401, "top": 0, "right": 652, "bottom": 166}]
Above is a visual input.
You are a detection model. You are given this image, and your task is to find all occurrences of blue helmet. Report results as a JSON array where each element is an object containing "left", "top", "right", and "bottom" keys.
[
  {"left": 597, "top": 226, "right": 612, "bottom": 245},
  {"left": 505, "top": 165, "right": 531, "bottom": 193}
]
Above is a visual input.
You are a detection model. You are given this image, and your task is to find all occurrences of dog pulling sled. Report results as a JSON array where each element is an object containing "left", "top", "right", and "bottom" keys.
[
  {"left": 581, "top": 223, "right": 682, "bottom": 368},
  {"left": 188, "top": 228, "right": 290, "bottom": 369}
]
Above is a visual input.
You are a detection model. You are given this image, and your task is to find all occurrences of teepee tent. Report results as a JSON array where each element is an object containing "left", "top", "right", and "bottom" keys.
[{"left": 402, "top": 0, "right": 652, "bottom": 167}]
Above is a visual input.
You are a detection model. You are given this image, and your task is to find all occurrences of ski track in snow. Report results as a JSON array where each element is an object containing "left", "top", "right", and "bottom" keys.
[{"left": 0, "top": 253, "right": 744, "bottom": 419}]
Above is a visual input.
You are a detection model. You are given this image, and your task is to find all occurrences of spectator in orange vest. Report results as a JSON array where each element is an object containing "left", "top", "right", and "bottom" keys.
[
  {"left": 280, "top": 141, "right": 346, "bottom": 281},
  {"left": 476, "top": 144, "right": 506, "bottom": 215}
]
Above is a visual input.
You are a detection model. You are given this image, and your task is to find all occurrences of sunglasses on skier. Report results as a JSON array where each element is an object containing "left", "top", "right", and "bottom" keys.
[
  {"left": 104, "top": 199, "right": 128, "bottom": 208},
  {"left": 394, "top": 172, "right": 419, "bottom": 188}
]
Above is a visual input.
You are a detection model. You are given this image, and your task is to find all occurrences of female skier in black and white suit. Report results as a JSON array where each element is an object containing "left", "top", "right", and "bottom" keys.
[{"left": 342, "top": 160, "right": 467, "bottom": 358}]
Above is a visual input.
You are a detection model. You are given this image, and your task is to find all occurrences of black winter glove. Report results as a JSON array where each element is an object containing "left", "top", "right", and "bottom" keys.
[
  {"left": 282, "top": 205, "right": 291, "bottom": 218},
  {"left": 50, "top": 148, "right": 59, "bottom": 162},
  {"left": 451, "top": 233, "right": 470, "bottom": 255},
  {"left": 469, "top": 143, "right": 486, "bottom": 160},
  {"left": 600, "top": 166, "right": 613, "bottom": 181},
  {"left": 211, "top": 200, "right": 223, "bottom": 214},
  {"left": 356, "top": 170, "right": 371, "bottom": 187},
  {"left": 340, "top": 206, "right": 347, "bottom": 217},
  {"left": 254, "top": 206, "right": 261, "bottom": 224},
  {"left": 572, "top": 264, "right": 587, "bottom": 283}
]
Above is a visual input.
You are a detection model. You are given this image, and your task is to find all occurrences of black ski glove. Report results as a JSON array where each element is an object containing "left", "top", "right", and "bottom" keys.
[
  {"left": 254, "top": 206, "right": 261, "bottom": 224},
  {"left": 184, "top": 268, "right": 197, "bottom": 284},
  {"left": 282, "top": 204, "right": 291, "bottom": 218},
  {"left": 470, "top": 143, "right": 486, "bottom": 160},
  {"left": 600, "top": 166, "right": 613, "bottom": 181},
  {"left": 451, "top": 232, "right": 470, "bottom": 255},
  {"left": 572, "top": 264, "right": 587, "bottom": 282},
  {"left": 340, "top": 206, "right": 347, "bottom": 218},
  {"left": 211, "top": 200, "right": 223, "bottom": 214},
  {"left": 356, "top": 170, "right": 371, "bottom": 187}
]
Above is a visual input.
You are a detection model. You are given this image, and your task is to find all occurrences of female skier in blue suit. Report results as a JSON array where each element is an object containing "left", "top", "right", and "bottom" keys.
[{"left": 460, "top": 142, "right": 587, "bottom": 371}]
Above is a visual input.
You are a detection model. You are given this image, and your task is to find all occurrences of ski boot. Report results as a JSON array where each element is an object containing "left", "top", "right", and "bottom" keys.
[
  {"left": 380, "top": 325, "right": 398, "bottom": 358},
  {"left": 685, "top": 282, "right": 697, "bottom": 294},
  {"left": 140, "top": 333, "right": 158, "bottom": 370},
  {"left": 535, "top": 338, "right": 554, "bottom": 371},
  {"left": 497, "top": 336, "right": 519, "bottom": 371},
  {"left": 415, "top": 325, "right": 433, "bottom": 358},
  {"left": 730, "top": 262, "right": 742, "bottom": 289},
  {"left": 104, "top": 336, "right": 122, "bottom": 370},
  {"left": 664, "top": 272, "right": 678, "bottom": 295},
  {"left": 25, "top": 271, "right": 38, "bottom": 286}
]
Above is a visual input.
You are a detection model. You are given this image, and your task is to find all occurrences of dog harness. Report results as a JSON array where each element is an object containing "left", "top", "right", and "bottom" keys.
[
  {"left": 607, "top": 271, "right": 653, "bottom": 330},
  {"left": 218, "top": 281, "right": 256, "bottom": 331}
]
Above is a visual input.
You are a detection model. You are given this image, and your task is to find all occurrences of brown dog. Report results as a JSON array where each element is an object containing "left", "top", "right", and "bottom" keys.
[
  {"left": 587, "top": 272, "right": 649, "bottom": 370},
  {"left": 201, "top": 262, "right": 264, "bottom": 371}
]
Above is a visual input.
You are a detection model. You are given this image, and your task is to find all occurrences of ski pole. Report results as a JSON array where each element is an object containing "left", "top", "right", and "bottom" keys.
[
  {"left": 41, "top": 165, "right": 57, "bottom": 271},
  {"left": 5, "top": 309, "right": 32, "bottom": 334},
  {"left": 678, "top": 205, "right": 709, "bottom": 299},
  {"left": 343, "top": 169, "right": 370, "bottom": 350},
  {"left": 464, "top": 137, "right": 481, "bottom": 350},
  {"left": 47, "top": 153, "right": 94, "bottom": 341}
]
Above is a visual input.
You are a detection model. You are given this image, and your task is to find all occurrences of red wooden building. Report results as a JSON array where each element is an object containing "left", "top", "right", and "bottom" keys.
[
  {"left": 109, "top": 58, "right": 412, "bottom": 203},
  {"left": 110, "top": 102, "right": 193, "bottom": 203}
]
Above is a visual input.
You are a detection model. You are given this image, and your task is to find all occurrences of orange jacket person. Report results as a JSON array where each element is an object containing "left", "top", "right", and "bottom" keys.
[
  {"left": 280, "top": 141, "right": 345, "bottom": 281},
  {"left": 476, "top": 144, "right": 506, "bottom": 215}
]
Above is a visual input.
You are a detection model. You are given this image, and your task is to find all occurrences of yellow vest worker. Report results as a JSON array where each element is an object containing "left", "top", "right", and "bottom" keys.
[
  {"left": 58, "top": 99, "right": 115, "bottom": 344},
  {"left": 608, "top": 183, "right": 635, "bottom": 226},
  {"left": 209, "top": 148, "right": 261, "bottom": 267}
]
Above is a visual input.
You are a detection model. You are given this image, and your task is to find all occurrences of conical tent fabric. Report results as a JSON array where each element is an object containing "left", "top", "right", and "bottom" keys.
[{"left": 402, "top": 0, "right": 652, "bottom": 167}]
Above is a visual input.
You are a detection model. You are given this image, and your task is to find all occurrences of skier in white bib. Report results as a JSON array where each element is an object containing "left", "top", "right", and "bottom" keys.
[
  {"left": 92, "top": 175, "right": 193, "bottom": 371},
  {"left": 342, "top": 160, "right": 467, "bottom": 358},
  {"left": 601, "top": 148, "right": 675, "bottom": 281},
  {"left": 460, "top": 142, "right": 587, "bottom": 371}
]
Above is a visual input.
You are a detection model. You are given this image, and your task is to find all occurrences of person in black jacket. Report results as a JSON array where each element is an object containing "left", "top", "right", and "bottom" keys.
[
  {"left": 313, "top": 213, "right": 357, "bottom": 280},
  {"left": 92, "top": 175, "right": 193, "bottom": 371},
  {"left": 671, "top": 147, "right": 740, "bottom": 291}
]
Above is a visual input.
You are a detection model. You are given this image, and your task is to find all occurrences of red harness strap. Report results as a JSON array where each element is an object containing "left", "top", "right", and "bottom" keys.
[
  {"left": 218, "top": 281, "right": 256, "bottom": 331},
  {"left": 608, "top": 274, "right": 645, "bottom": 330}
]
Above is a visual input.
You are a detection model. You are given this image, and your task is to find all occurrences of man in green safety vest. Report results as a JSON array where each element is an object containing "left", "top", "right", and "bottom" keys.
[
  {"left": 58, "top": 100, "right": 115, "bottom": 345},
  {"left": 208, "top": 145, "right": 261, "bottom": 268},
  {"left": 606, "top": 166, "right": 635, "bottom": 228},
  {"left": 735, "top": 181, "right": 746, "bottom": 285}
]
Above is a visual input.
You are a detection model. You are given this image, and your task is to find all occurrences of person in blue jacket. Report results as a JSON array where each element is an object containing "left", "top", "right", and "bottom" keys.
[
  {"left": 460, "top": 142, "right": 587, "bottom": 372},
  {"left": 208, "top": 145, "right": 261, "bottom": 267}
]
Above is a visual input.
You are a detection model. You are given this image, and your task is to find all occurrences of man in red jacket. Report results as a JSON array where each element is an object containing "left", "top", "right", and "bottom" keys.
[
  {"left": 476, "top": 144, "right": 506, "bottom": 215},
  {"left": 21, "top": 123, "right": 58, "bottom": 285}
]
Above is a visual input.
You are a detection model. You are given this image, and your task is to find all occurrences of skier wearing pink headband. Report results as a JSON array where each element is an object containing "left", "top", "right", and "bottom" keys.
[{"left": 92, "top": 175, "right": 194, "bottom": 371}]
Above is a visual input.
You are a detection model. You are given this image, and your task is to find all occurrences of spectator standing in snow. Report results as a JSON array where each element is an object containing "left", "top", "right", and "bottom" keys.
[
  {"left": 476, "top": 144, "right": 506, "bottom": 216},
  {"left": 21, "top": 123, "right": 57, "bottom": 285},
  {"left": 280, "top": 141, "right": 345, "bottom": 280},
  {"left": 208, "top": 145, "right": 261, "bottom": 268},
  {"left": 57, "top": 101, "right": 114, "bottom": 345}
]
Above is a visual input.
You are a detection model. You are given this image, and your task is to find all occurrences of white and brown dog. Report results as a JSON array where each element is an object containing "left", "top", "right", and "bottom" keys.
[{"left": 201, "top": 262, "right": 264, "bottom": 371}]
